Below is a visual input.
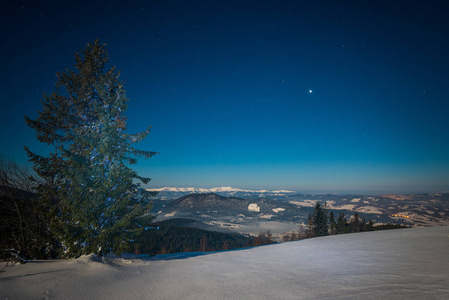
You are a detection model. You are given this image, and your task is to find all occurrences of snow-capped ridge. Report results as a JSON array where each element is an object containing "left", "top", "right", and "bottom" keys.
[{"left": 147, "top": 186, "right": 297, "bottom": 194}]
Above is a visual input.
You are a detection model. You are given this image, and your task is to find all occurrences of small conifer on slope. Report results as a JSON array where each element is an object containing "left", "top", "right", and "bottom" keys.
[{"left": 24, "top": 41, "right": 157, "bottom": 257}]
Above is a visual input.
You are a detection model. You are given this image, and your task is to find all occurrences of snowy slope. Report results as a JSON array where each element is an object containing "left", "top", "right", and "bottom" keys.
[{"left": 1, "top": 226, "right": 448, "bottom": 299}]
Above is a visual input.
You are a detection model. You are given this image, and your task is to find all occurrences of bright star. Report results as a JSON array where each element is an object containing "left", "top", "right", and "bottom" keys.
[{"left": 309, "top": 90, "right": 312, "bottom": 93}]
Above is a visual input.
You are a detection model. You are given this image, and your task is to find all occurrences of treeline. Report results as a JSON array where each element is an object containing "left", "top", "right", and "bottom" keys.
[
  {"left": 282, "top": 202, "right": 409, "bottom": 242},
  {"left": 133, "top": 219, "right": 274, "bottom": 255},
  {"left": 0, "top": 157, "right": 60, "bottom": 264}
]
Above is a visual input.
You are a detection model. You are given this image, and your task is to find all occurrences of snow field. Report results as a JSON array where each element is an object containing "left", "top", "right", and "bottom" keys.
[{"left": 1, "top": 226, "right": 448, "bottom": 299}]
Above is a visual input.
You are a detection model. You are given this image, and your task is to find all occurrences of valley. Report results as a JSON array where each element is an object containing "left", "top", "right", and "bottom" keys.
[{"left": 149, "top": 187, "right": 449, "bottom": 238}]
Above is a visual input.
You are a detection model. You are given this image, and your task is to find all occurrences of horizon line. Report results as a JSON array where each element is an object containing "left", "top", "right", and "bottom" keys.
[{"left": 145, "top": 186, "right": 449, "bottom": 196}]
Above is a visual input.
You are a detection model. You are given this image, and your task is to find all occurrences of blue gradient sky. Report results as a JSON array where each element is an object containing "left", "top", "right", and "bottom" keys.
[{"left": 1, "top": 1, "right": 449, "bottom": 194}]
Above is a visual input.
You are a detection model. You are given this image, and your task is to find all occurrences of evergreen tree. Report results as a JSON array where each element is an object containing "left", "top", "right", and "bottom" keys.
[
  {"left": 24, "top": 41, "right": 157, "bottom": 257},
  {"left": 199, "top": 235, "right": 207, "bottom": 252},
  {"left": 336, "top": 212, "right": 349, "bottom": 234},
  {"left": 360, "top": 217, "right": 367, "bottom": 232},
  {"left": 328, "top": 210, "right": 337, "bottom": 235},
  {"left": 306, "top": 213, "right": 315, "bottom": 238},
  {"left": 312, "top": 202, "right": 328, "bottom": 237},
  {"left": 350, "top": 212, "right": 362, "bottom": 233},
  {"left": 364, "top": 219, "right": 375, "bottom": 231}
]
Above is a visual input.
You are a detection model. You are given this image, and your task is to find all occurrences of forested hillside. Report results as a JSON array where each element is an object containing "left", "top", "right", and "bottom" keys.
[{"left": 134, "top": 218, "right": 263, "bottom": 255}]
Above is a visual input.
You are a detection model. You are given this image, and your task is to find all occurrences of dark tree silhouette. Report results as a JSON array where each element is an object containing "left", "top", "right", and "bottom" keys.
[
  {"left": 0, "top": 156, "right": 58, "bottom": 262},
  {"left": 328, "top": 210, "right": 337, "bottom": 235},
  {"left": 312, "top": 202, "right": 328, "bottom": 237}
]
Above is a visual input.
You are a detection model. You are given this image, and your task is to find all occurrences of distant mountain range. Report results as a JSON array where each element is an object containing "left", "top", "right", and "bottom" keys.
[
  {"left": 150, "top": 191, "right": 449, "bottom": 237},
  {"left": 147, "top": 186, "right": 297, "bottom": 200}
]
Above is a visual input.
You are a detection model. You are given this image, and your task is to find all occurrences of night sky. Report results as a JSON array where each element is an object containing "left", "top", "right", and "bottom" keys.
[{"left": 1, "top": 0, "right": 449, "bottom": 194}]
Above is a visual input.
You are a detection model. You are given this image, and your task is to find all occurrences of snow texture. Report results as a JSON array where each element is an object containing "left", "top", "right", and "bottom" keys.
[
  {"left": 1, "top": 226, "right": 448, "bottom": 299},
  {"left": 248, "top": 203, "right": 260, "bottom": 212}
]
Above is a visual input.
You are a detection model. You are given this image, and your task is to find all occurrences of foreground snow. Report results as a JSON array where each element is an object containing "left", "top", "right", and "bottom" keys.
[{"left": 1, "top": 226, "right": 448, "bottom": 299}]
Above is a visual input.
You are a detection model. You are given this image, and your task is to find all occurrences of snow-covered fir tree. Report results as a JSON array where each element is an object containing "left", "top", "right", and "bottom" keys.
[{"left": 24, "top": 40, "right": 157, "bottom": 257}]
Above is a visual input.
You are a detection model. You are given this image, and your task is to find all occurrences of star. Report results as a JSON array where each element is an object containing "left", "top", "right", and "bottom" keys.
[{"left": 309, "top": 90, "right": 313, "bottom": 93}]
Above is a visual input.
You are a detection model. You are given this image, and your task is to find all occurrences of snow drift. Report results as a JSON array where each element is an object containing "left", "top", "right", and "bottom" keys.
[{"left": 1, "top": 226, "right": 448, "bottom": 299}]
